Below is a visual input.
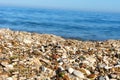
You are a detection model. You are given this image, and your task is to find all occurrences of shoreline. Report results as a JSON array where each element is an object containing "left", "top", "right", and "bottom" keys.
[
  {"left": 7, "top": 28, "right": 120, "bottom": 42},
  {"left": 0, "top": 28, "right": 120, "bottom": 80}
]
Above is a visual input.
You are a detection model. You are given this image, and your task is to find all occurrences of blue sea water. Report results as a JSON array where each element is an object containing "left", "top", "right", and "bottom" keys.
[{"left": 0, "top": 7, "right": 120, "bottom": 40}]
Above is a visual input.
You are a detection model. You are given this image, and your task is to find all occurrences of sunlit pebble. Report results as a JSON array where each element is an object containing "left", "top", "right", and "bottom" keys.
[
  {"left": 73, "top": 70, "right": 85, "bottom": 79},
  {"left": 6, "top": 77, "right": 13, "bottom": 80},
  {"left": 87, "top": 74, "right": 98, "bottom": 79},
  {"left": 59, "top": 62, "right": 63, "bottom": 65},
  {"left": 68, "top": 67, "right": 74, "bottom": 74}
]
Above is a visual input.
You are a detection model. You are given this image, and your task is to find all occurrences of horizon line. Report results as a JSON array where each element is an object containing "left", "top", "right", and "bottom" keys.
[{"left": 0, "top": 5, "right": 120, "bottom": 14}]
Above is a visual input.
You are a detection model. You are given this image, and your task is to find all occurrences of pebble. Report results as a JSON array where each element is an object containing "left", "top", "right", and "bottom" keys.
[
  {"left": 98, "top": 76, "right": 106, "bottom": 80},
  {"left": 104, "top": 66, "right": 112, "bottom": 70},
  {"left": 80, "top": 68, "right": 91, "bottom": 75},
  {"left": 68, "top": 67, "right": 74, "bottom": 74},
  {"left": 58, "top": 66, "right": 64, "bottom": 71},
  {"left": 105, "top": 75, "right": 110, "bottom": 80},
  {"left": 117, "top": 61, "right": 120, "bottom": 65},
  {"left": 1, "top": 61, "right": 9, "bottom": 66},
  {"left": 110, "top": 74, "right": 117, "bottom": 78},
  {"left": 40, "top": 66, "right": 47, "bottom": 72},
  {"left": 23, "top": 39, "right": 32, "bottom": 44},
  {"left": 73, "top": 70, "right": 85, "bottom": 78},
  {"left": 5, "top": 64, "right": 14, "bottom": 70},
  {"left": 59, "top": 62, "right": 63, "bottom": 65},
  {"left": 0, "top": 29, "right": 120, "bottom": 80},
  {"left": 6, "top": 77, "right": 13, "bottom": 80}
]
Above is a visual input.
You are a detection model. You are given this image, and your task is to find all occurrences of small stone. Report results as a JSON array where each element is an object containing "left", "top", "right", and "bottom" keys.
[
  {"left": 73, "top": 70, "right": 85, "bottom": 79},
  {"left": 75, "top": 77, "right": 79, "bottom": 80},
  {"left": 109, "top": 79, "right": 117, "bottom": 80},
  {"left": 68, "top": 68, "right": 74, "bottom": 74},
  {"left": 6, "top": 77, "right": 13, "bottom": 80},
  {"left": 63, "top": 75, "right": 70, "bottom": 80},
  {"left": 63, "top": 58, "right": 69, "bottom": 63},
  {"left": 115, "top": 65, "right": 120, "bottom": 67},
  {"left": 98, "top": 76, "right": 106, "bottom": 80},
  {"left": 115, "top": 53, "right": 120, "bottom": 59},
  {"left": 57, "top": 58, "right": 63, "bottom": 65},
  {"left": 1, "top": 61, "right": 9, "bottom": 66},
  {"left": 99, "top": 64, "right": 106, "bottom": 68},
  {"left": 117, "top": 61, "right": 120, "bottom": 65},
  {"left": 110, "top": 74, "right": 117, "bottom": 78},
  {"left": 79, "top": 56, "right": 86, "bottom": 61},
  {"left": 40, "top": 66, "right": 47, "bottom": 72},
  {"left": 32, "top": 57, "right": 42, "bottom": 71},
  {"left": 82, "top": 60, "right": 89, "bottom": 65},
  {"left": 0, "top": 48, "right": 2, "bottom": 53},
  {"left": 52, "top": 54, "right": 59, "bottom": 59},
  {"left": 59, "top": 62, "right": 63, "bottom": 65},
  {"left": 87, "top": 74, "right": 97, "bottom": 79},
  {"left": 58, "top": 66, "right": 64, "bottom": 71},
  {"left": 23, "top": 39, "right": 31, "bottom": 44},
  {"left": 86, "top": 57, "right": 96, "bottom": 66},
  {"left": 0, "top": 73, "right": 9, "bottom": 79},
  {"left": 79, "top": 63, "right": 87, "bottom": 68},
  {"left": 6, "top": 64, "right": 14, "bottom": 70},
  {"left": 105, "top": 75, "right": 109, "bottom": 80},
  {"left": 62, "top": 53, "right": 67, "bottom": 58},
  {"left": 41, "top": 46, "right": 45, "bottom": 52},
  {"left": 104, "top": 66, "right": 112, "bottom": 70},
  {"left": 79, "top": 68, "right": 91, "bottom": 75}
]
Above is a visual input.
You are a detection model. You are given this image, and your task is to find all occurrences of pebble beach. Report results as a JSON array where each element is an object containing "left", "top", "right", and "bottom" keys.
[{"left": 0, "top": 28, "right": 120, "bottom": 80}]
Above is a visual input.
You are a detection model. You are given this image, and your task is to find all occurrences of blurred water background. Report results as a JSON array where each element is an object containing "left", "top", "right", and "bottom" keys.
[{"left": 0, "top": 7, "right": 120, "bottom": 40}]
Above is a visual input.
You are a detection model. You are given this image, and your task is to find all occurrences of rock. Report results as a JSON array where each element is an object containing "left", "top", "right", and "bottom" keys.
[
  {"left": 86, "top": 56, "right": 96, "bottom": 67},
  {"left": 75, "top": 77, "right": 80, "bottom": 80},
  {"left": 0, "top": 48, "right": 2, "bottom": 53},
  {"left": 79, "top": 68, "right": 91, "bottom": 75},
  {"left": 87, "top": 74, "right": 97, "bottom": 79},
  {"left": 58, "top": 66, "right": 64, "bottom": 71},
  {"left": 41, "top": 46, "right": 45, "bottom": 52},
  {"left": 1, "top": 61, "right": 9, "bottom": 66},
  {"left": 0, "top": 72, "right": 9, "bottom": 79},
  {"left": 63, "top": 75, "right": 70, "bottom": 80},
  {"left": 62, "top": 53, "right": 67, "bottom": 59},
  {"left": 57, "top": 58, "right": 63, "bottom": 65},
  {"left": 68, "top": 68, "right": 74, "bottom": 74},
  {"left": 6, "top": 77, "right": 13, "bottom": 80},
  {"left": 32, "top": 57, "right": 42, "bottom": 71},
  {"left": 23, "top": 39, "right": 32, "bottom": 44},
  {"left": 5, "top": 64, "right": 14, "bottom": 70},
  {"left": 40, "top": 66, "right": 47, "bottom": 72},
  {"left": 59, "top": 62, "right": 63, "bottom": 65},
  {"left": 117, "top": 61, "right": 120, "bottom": 65},
  {"left": 63, "top": 58, "right": 69, "bottom": 63},
  {"left": 98, "top": 76, "right": 106, "bottom": 80},
  {"left": 99, "top": 64, "right": 106, "bottom": 68},
  {"left": 82, "top": 60, "right": 90, "bottom": 65},
  {"left": 110, "top": 74, "right": 117, "bottom": 78},
  {"left": 115, "top": 65, "right": 120, "bottom": 67},
  {"left": 73, "top": 70, "right": 85, "bottom": 79},
  {"left": 105, "top": 75, "right": 109, "bottom": 80},
  {"left": 104, "top": 66, "right": 112, "bottom": 70}
]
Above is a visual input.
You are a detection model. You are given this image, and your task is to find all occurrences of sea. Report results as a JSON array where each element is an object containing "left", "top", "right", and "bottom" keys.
[{"left": 0, "top": 7, "right": 120, "bottom": 41}]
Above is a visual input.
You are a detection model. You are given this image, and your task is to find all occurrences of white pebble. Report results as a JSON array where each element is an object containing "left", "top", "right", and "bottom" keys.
[
  {"left": 68, "top": 68, "right": 74, "bottom": 74},
  {"left": 6, "top": 77, "right": 13, "bottom": 80},
  {"left": 73, "top": 70, "right": 85, "bottom": 78}
]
